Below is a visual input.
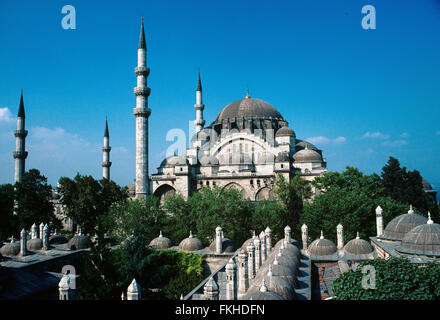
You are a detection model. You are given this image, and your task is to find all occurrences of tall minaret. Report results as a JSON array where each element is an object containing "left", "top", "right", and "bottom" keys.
[
  {"left": 194, "top": 71, "right": 205, "bottom": 133},
  {"left": 133, "top": 17, "right": 151, "bottom": 198},
  {"left": 13, "top": 90, "right": 28, "bottom": 184},
  {"left": 102, "top": 118, "right": 112, "bottom": 180}
]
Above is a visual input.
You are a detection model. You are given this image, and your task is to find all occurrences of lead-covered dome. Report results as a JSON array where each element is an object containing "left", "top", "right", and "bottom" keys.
[
  {"left": 276, "top": 127, "right": 295, "bottom": 137},
  {"left": 215, "top": 98, "right": 283, "bottom": 122},
  {"left": 381, "top": 206, "right": 428, "bottom": 241},
  {"left": 0, "top": 242, "right": 20, "bottom": 256},
  {"left": 308, "top": 232, "right": 337, "bottom": 256},
  {"left": 293, "top": 147, "right": 323, "bottom": 163},
  {"left": 149, "top": 231, "right": 172, "bottom": 250},
  {"left": 27, "top": 238, "right": 43, "bottom": 251},
  {"left": 397, "top": 215, "right": 440, "bottom": 256},
  {"left": 344, "top": 233, "right": 373, "bottom": 255},
  {"left": 67, "top": 235, "right": 90, "bottom": 250},
  {"left": 179, "top": 231, "right": 203, "bottom": 252}
]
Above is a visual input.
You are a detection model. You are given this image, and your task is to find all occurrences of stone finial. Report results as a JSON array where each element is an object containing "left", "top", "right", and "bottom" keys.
[
  {"left": 203, "top": 277, "right": 219, "bottom": 300},
  {"left": 10, "top": 236, "right": 15, "bottom": 243},
  {"left": 427, "top": 212, "right": 433, "bottom": 224},
  {"left": 43, "top": 224, "right": 50, "bottom": 250},
  {"left": 375, "top": 205, "right": 383, "bottom": 215},
  {"left": 265, "top": 226, "right": 272, "bottom": 254},
  {"left": 265, "top": 226, "right": 271, "bottom": 234},
  {"left": 159, "top": 230, "right": 163, "bottom": 237},
  {"left": 20, "top": 228, "right": 27, "bottom": 256},
  {"left": 127, "top": 278, "right": 141, "bottom": 300},
  {"left": 277, "top": 247, "right": 282, "bottom": 257},
  {"left": 267, "top": 265, "right": 273, "bottom": 277},
  {"left": 273, "top": 255, "right": 279, "bottom": 265},
  {"left": 31, "top": 223, "right": 38, "bottom": 239},
  {"left": 260, "top": 278, "right": 268, "bottom": 292},
  {"left": 408, "top": 205, "right": 414, "bottom": 214},
  {"left": 216, "top": 226, "right": 222, "bottom": 232},
  {"left": 215, "top": 226, "right": 223, "bottom": 254},
  {"left": 320, "top": 230, "right": 324, "bottom": 239},
  {"left": 180, "top": 294, "right": 184, "bottom": 300},
  {"left": 39, "top": 222, "right": 45, "bottom": 239},
  {"left": 252, "top": 230, "right": 256, "bottom": 239},
  {"left": 121, "top": 292, "right": 126, "bottom": 300},
  {"left": 189, "top": 231, "right": 193, "bottom": 238},
  {"left": 284, "top": 225, "right": 291, "bottom": 243}
]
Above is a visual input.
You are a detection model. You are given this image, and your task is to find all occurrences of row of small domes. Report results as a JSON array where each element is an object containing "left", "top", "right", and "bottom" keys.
[{"left": 307, "top": 231, "right": 373, "bottom": 257}]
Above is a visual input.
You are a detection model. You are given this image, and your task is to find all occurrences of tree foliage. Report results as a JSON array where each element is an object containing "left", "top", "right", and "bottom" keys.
[
  {"left": 0, "top": 184, "right": 16, "bottom": 240},
  {"left": 333, "top": 258, "right": 440, "bottom": 300}
]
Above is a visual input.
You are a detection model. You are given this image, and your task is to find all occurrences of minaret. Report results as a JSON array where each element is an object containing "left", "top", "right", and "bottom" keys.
[
  {"left": 194, "top": 71, "right": 205, "bottom": 133},
  {"left": 133, "top": 17, "right": 151, "bottom": 198},
  {"left": 102, "top": 118, "right": 112, "bottom": 180},
  {"left": 13, "top": 90, "right": 28, "bottom": 184}
]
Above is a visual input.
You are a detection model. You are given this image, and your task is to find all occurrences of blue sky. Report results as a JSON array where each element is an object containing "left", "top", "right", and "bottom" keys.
[{"left": 0, "top": 0, "right": 439, "bottom": 193}]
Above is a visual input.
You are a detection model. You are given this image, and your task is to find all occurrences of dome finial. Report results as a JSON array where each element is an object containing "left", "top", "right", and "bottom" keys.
[
  {"left": 408, "top": 205, "right": 414, "bottom": 214},
  {"left": 245, "top": 86, "right": 251, "bottom": 99},
  {"left": 427, "top": 212, "right": 433, "bottom": 224},
  {"left": 356, "top": 232, "right": 360, "bottom": 239},
  {"left": 159, "top": 230, "right": 163, "bottom": 237},
  {"left": 320, "top": 230, "right": 324, "bottom": 239}
]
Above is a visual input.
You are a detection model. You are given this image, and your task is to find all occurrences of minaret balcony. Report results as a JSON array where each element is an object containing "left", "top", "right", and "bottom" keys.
[
  {"left": 13, "top": 151, "right": 28, "bottom": 159},
  {"left": 102, "top": 146, "right": 112, "bottom": 152},
  {"left": 135, "top": 66, "right": 150, "bottom": 77},
  {"left": 14, "top": 130, "right": 28, "bottom": 138},
  {"left": 102, "top": 161, "right": 112, "bottom": 168},
  {"left": 133, "top": 107, "right": 151, "bottom": 117},
  {"left": 194, "top": 104, "right": 205, "bottom": 111},
  {"left": 134, "top": 87, "right": 151, "bottom": 97}
]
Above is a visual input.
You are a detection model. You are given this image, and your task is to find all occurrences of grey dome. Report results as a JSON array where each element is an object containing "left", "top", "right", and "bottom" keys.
[
  {"left": 67, "top": 235, "right": 90, "bottom": 250},
  {"left": 149, "top": 232, "right": 172, "bottom": 250},
  {"left": 344, "top": 236, "right": 373, "bottom": 255},
  {"left": 293, "top": 148, "right": 323, "bottom": 163},
  {"left": 308, "top": 236, "right": 337, "bottom": 256},
  {"left": 216, "top": 98, "right": 283, "bottom": 122},
  {"left": 246, "top": 275, "right": 295, "bottom": 300},
  {"left": 49, "top": 234, "right": 67, "bottom": 245},
  {"left": 199, "top": 155, "right": 219, "bottom": 166},
  {"left": 265, "top": 252, "right": 298, "bottom": 272},
  {"left": 276, "top": 127, "right": 295, "bottom": 137},
  {"left": 209, "top": 238, "right": 235, "bottom": 253},
  {"left": 295, "top": 140, "right": 318, "bottom": 151},
  {"left": 382, "top": 208, "right": 428, "bottom": 241},
  {"left": 179, "top": 233, "right": 203, "bottom": 252},
  {"left": 0, "top": 242, "right": 20, "bottom": 256},
  {"left": 256, "top": 263, "right": 298, "bottom": 288},
  {"left": 397, "top": 221, "right": 440, "bottom": 256},
  {"left": 27, "top": 238, "right": 43, "bottom": 251},
  {"left": 159, "top": 155, "right": 188, "bottom": 168},
  {"left": 241, "top": 236, "right": 257, "bottom": 250}
]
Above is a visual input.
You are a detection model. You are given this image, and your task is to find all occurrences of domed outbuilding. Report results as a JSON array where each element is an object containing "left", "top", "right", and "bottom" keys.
[
  {"left": 397, "top": 213, "right": 440, "bottom": 257},
  {"left": 381, "top": 206, "right": 428, "bottom": 241},
  {"left": 293, "top": 146, "right": 323, "bottom": 163},
  {"left": 344, "top": 233, "right": 374, "bottom": 255},
  {"left": 67, "top": 234, "right": 90, "bottom": 250},
  {"left": 178, "top": 231, "right": 203, "bottom": 252},
  {"left": 0, "top": 241, "right": 20, "bottom": 257},
  {"left": 149, "top": 231, "right": 172, "bottom": 250},
  {"left": 307, "top": 232, "right": 337, "bottom": 257},
  {"left": 27, "top": 238, "right": 43, "bottom": 251}
]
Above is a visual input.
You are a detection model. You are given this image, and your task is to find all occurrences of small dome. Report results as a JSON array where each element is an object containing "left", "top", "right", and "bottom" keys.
[
  {"left": 265, "top": 251, "right": 298, "bottom": 272},
  {"left": 67, "top": 235, "right": 90, "bottom": 250},
  {"left": 295, "top": 140, "right": 318, "bottom": 151},
  {"left": 382, "top": 206, "right": 428, "bottom": 241},
  {"left": 160, "top": 155, "right": 188, "bottom": 168},
  {"left": 256, "top": 261, "right": 298, "bottom": 288},
  {"left": 397, "top": 215, "right": 440, "bottom": 256},
  {"left": 308, "top": 232, "right": 337, "bottom": 256},
  {"left": 344, "top": 234, "right": 373, "bottom": 255},
  {"left": 246, "top": 274, "right": 295, "bottom": 300},
  {"left": 149, "top": 231, "right": 172, "bottom": 250},
  {"left": 209, "top": 238, "right": 235, "bottom": 253},
  {"left": 275, "top": 152, "right": 290, "bottom": 162},
  {"left": 49, "top": 234, "right": 67, "bottom": 245},
  {"left": 293, "top": 147, "right": 323, "bottom": 163},
  {"left": 27, "top": 238, "right": 43, "bottom": 251},
  {"left": 0, "top": 242, "right": 20, "bottom": 256},
  {"left": 276, "top": 127, "right": 295, "bottom": 137},
  {"left": 179, "top": 232, "right": 203, "bottom": 252},
  {"left": 241, "top": 234, "right": 257, "bottom": 250}
]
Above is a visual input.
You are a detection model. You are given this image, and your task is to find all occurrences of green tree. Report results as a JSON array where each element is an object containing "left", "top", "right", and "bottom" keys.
[
  {"left": 14, "top": 169, "right": 60, "bottom": 231},
  {"left": 333, "top": 258, "right": 440, "bottom": 300},
  {"left": 273, "top": 173, "right": 312, "bottom": 240},
  {"left": 251, "top": 199, "right": 288, "bottom": 242},
  {"left": 0, "top": 184, "right": 17, "bottom": 240}
]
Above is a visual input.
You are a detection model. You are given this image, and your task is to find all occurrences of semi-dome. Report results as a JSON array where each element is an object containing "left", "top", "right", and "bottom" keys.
[
  {"left": 293, "top": 146, "right": 323, "bottom": 163},
  {"left": 0, "top": 242, "right": 20, "bottom": 256},
  {"left": 27, "top": 238, "right": 43, "bottom": 251},
  {"left": 344, "top": 233, "right": 373, "bottom": 255},
  {"left": 215, "top": 97, "right": 283, "bottom": 122},
  {"left": 397, "top": 214, "right": 440, "bottom": 256},
  {"left": 381, "top": 206, "right": 428, "bottom": 241},
  {"left": 276, "top": 127, "right": 295, "bottom": 137},
  {"left": 308, "top": 232, "right": 337, "bottom": 256},
  {"left": 208, "top": 238, "right": 235, "bottom": 253},
  {"left": 149, "top": 231, "right": 172, "bottom": 250},
  {"left": 178, "top": 231, "right": 203, "bottom": 252},
  {"left": 67, "top": 235, "right": 90, "bottom": 250}
]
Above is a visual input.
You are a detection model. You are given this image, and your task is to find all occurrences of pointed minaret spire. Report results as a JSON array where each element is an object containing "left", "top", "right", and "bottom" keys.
[
  {"left": 194, "top": 70, "right": 205, "bottom": 133},
  {"left": 13, "top": 90, "right": 28, "bottom": 184},
  {"left": 138, "top": 17, "right": 146, "bottom": 50},
  {"left": 134, "top": 17, "right": 151, "bottom": 198},
  {"left": 102, "top": 118, "right": 112, "bottom": 180}
]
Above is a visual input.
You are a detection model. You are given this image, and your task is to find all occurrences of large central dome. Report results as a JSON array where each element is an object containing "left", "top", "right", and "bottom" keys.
[{"left": 215, "top": 97, "right": 284, "bottom": 121}]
